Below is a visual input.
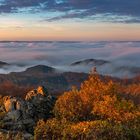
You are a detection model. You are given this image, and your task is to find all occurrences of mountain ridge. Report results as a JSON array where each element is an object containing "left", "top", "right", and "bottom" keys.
[
  {"left": 0, "top": 61, "right": 9, "bottom": 67},
  {"left": 24, "top": 65, "right": 55, "bottom": 74},
  {"left": 71, "top": 58, "right": 110, "bottom": 66}
]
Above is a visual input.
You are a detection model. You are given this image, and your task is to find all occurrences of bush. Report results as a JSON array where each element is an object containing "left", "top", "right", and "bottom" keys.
[
  {"left": 34, "top": 119, "right": 69, "bottom": 140},
  {"left": 54, "top": 87, "right": 91, "bottom": 122},
  {"left": 43, "top": 71, "right": 140, "bottom": 139},
  {"left": 92, "top": 95, "right": 140, "bottom": 122},
  {"left": 34, "top": 119, "right": 140, "bottom": 140},
  {"left": 0, "top": 131, "right": 26, "bottom": 140},
  {"left": 54, "top": 72, "right": 140, "bottom": 123}
]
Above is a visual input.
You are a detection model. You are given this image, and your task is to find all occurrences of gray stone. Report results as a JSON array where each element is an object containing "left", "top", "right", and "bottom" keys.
[{"left": 2, "top": 86, "right": 55, "bottom": 134}]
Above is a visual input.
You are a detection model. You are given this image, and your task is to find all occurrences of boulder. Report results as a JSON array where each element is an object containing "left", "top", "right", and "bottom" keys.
[
  {"left": 3, "top": 96, "right": 25, "bottom": 112},
  {"left": 2, "top": 86, "right": 56, "bottom": 134},
  {"left": 6, "top": 110, "right": 22, "bottom": 121},
  {"left": 37, "top": 86, "right": 48, "bottom": 96},
  {"left": 25, "top": 86, "right": 55, "bottom": 120},
  {"left": 25, "top": 86, "right": 48, "bottom": 100}
]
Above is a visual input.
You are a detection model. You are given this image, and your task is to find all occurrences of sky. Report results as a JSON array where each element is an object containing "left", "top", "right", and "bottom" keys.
[{"left": 0, "top": 0, "right": 140, "bottom": 41}]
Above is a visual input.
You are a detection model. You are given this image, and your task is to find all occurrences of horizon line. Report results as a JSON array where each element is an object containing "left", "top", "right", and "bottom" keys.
[{"left": 0, "top": 40, "right": 140, "bottom": 43}]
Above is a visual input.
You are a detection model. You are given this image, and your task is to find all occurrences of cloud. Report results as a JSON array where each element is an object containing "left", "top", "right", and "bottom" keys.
[
  {"left": 0, "top": 41, "right": 140, "bottom": 77},
  {"left": 0, "top": 0, "right": 140, "bottom": 23}
]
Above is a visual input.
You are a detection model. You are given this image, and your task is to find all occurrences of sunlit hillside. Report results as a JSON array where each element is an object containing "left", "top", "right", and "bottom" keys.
[
  {"left": 34, "top": 69, "right": 140, "bottom": 140},
  {"left": 0, "top": 69, "right": 140, "bottom": 139}
]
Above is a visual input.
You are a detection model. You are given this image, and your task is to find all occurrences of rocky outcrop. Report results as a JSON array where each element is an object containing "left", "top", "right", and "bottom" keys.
[
  {"left": 25, "top": 86, "right": 48, "bottom": 100},
  {"left": 4, "top": 96, "right": 25, "bottom": 112},
  {"left": 2, "top": 86, "right": 56, "bottom": 134}
]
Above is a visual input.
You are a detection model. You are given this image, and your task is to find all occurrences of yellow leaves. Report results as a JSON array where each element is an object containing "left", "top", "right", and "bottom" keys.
[
  {"left": 54, "top": 88, "right": 88, "bottom": 121},
  {"left": 123, "top": 83, "right": 140, "bottom": 104},
  {"left": 92, "top": 93, "right": 140, "bottom": 123},
  {"left": 35, "top": 119, "right": 140, "bottom": 140},
  {"left": 34, "top": 71, "right": 140, "bottom": 139},
  {"left": 54, "top": 71, "right": 140, "bottom": 124}
]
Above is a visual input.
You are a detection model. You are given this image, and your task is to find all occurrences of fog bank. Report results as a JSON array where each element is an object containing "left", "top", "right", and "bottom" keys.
[{"left": 0, "top": 41, "right": 140, "bottom": 77}]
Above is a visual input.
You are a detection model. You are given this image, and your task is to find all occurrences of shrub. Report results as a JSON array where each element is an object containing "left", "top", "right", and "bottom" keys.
[
  {"left": 34, "top": 119, "right": 69, "bottom": 140},
  {"left": 34, "top": 71, "right": 139, "bottom": 139},
  {"left": 92, "top": 94, "right": 140, "bottom": 122},
  {"left": 0, "top": 131, "right": 26, "bottom": 140},
  {"left": 54, "top": 87, "right": 91, "bottom": 122},
  {"left": 54, "top": 72, "right": 140, "bottom": 122},
  {"left": 34, "top": 119, "right": 140, "bottom": 140}
]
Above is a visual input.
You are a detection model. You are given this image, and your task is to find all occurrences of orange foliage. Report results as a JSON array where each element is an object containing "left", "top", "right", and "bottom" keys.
[
  {"left": 35, "top": 118, "right": 140, "bottom": 140},
  {"left": 35, "top": 70, "right": 140, "bottom": 139},
  {"left": 124, "top": 84, "right": 140, "bottom": 104},
  {"left": 54, "top": 71, "right": 140, "bottom": 122},
  {"left": 54, "top": 87, "right": 88, "bottom": 121},
  {"left": 93, "top": 95, "right": 139, "bottom": 122}
]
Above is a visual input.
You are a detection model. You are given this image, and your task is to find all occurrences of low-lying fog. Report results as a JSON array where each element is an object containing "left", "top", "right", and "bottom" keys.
[{"left": 0, "top": 41, "right": 140, "bottom": 77}]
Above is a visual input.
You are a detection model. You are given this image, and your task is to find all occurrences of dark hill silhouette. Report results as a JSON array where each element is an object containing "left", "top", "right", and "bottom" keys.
[
  {"left": 71, "top": 59, "right": 109, "bottom": 66},
  {"left": 24, "top": 65, "right": 55, "bottom": 74},
  {"left": 0, "top": 65, "right": 88, "bottom": 96},
  {"left": 0, "top": 61, "right": 9, "bottom": 67},
  {"left": 0, "top": 64, "right": 139, "bottom": 97}
]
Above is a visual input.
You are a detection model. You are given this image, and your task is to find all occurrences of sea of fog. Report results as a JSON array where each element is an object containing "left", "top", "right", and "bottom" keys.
[{"left": 0, "top": 41, "right": 140, "bottom": 77}]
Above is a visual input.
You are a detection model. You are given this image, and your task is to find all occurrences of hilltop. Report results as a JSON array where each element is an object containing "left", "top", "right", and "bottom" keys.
[
  {"left": 71, "top": 58, "right": 109, "bottom": 66},
  {"left": 0, "top": 64, "right": 139, "bottom": 98},
  {"left": 0, "top": 61, "right": 9, "bottom": 68},
  {"left": 0, "top": 71, "right": 139, "bottom": 139}
]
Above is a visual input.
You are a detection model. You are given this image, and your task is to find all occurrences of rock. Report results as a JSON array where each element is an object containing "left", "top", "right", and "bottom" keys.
[
  {"left": 3, "top": 96, "right": 25, "bottom": 112},
  {"left": 25, "top": 86, "right": 55, "bottom": 120},
  {"left": 23, "top": 133, "right": 33, "bottom": 139},
  {"left": 2, "top": 86, "right": 56, "bottom": 134},
  {"left": 6, "top": 110, "right": 22, "bottom": 121},
  {"left": 37, "top": 86, "right": 48, "bottom": 96},
  {"left": 3, "top": 96, "right": 16, "bottom": 112},
  {"left": 25, "top": 86, "right": 48, "bottom": 100}
]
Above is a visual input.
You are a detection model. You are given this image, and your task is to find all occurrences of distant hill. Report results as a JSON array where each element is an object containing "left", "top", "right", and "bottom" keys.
[
  {"left": 24, "top": 65, "right": 55, "bottom": 74},
  {"left": 0, "top": 65, "right": 88, "bottom": 95},
  {"left": 70, "top": 59, "right": 140, "bottom": 77},
  {"left": 71, "top": 59, "right": 109, "bottom": 66},
  {"left": 0, "top": 61, "right": 9, "bottom": 67},
  {"left": 0, "top": 64, "right": 139, "bottom": 97}
]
